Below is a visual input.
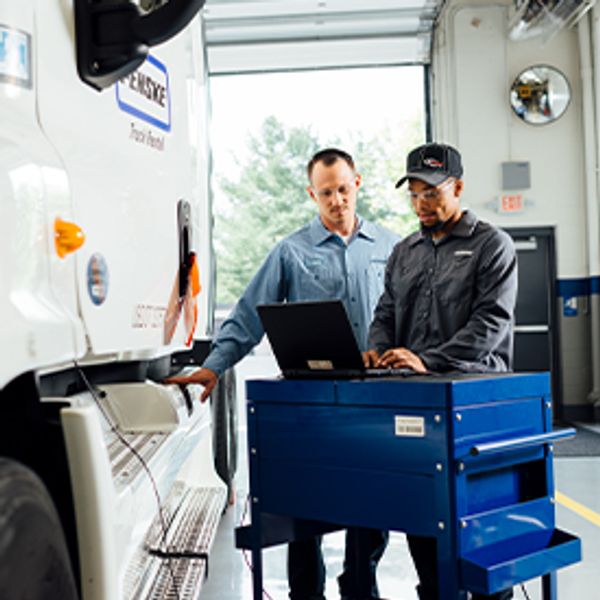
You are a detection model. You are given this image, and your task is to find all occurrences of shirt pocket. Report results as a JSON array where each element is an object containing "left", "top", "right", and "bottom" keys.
[
  {"left": 438, "top": 253, "right": 476, "bottom": 305},
  {"left": 299, "top": 264, "right": 341, "bottom": 299}
]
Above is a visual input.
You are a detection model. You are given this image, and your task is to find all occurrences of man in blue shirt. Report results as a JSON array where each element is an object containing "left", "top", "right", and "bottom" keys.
[{"left": 169, "top": 148, "right": 399, "bottom": 600}]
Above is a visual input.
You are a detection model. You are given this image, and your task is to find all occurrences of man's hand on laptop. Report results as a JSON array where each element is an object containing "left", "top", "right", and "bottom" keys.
[
  {"left": 362, "top": 349, "right": 380, "bottom": 368},
  {"left": 165, "top": 368, "right": 218, "bottom": 402},
  {"left": 375, "top": 347, "right": 428, "bottom": 373}
]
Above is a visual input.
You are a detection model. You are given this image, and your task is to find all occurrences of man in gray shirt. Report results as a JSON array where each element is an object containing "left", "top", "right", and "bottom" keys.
[{"left": 364, "top": 143, "right": 517, "bottom": 600}]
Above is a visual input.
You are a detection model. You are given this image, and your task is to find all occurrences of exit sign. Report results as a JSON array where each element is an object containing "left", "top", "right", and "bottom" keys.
[{"left": 499, "top": 193, "right": 524, "bottom": 213}]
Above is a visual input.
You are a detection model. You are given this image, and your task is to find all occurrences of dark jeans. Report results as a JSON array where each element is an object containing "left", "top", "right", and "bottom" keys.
[
  {"left": 339, "top": 528, "right": 389, "bottom": 600},
  {"left": 287, "top": 528, "right": 389, "bottom": 600},
  {"left": 408, "top": 535, "right": 514, "bottom": 600},
  {"left": 288, "top": 536, "right": 326, "bottom": 600}
]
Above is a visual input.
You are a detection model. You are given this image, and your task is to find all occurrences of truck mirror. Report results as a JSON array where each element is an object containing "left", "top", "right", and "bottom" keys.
[{"left": 74, "top": 0, "right": 206, "bottom": 91}]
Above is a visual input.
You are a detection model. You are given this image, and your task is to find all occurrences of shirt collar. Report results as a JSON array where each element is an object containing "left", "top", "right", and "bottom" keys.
[
  {"left": 356, "top": 218, "right": 376, "bottom": 241},
  {"left": 450, "top": 209, "right": 478, "bottom": 238},
  {"left": 408, "top": 209, "right": 478, "bottom": 247},
  {"left": 310, "top": 215, "right": 372, "bottom": 246}
]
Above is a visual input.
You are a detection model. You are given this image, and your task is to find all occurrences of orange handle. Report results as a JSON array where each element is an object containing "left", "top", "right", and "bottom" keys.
[{"left": 189, "top": 253, "right": 201, "bottom": 297}]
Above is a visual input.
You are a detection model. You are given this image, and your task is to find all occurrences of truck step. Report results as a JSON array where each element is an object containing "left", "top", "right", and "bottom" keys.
[
  {"left": 128, "top": 555, "right": 206, "bottom": 600},
  {"left": 125, "top": 484, "right": 227, "bottom": 599},
  {"left": 108, "top": 432, "right": 168, "bottom": 485},
  {"left": 147, "top": 483, "right": 227, "bottom": 554}
]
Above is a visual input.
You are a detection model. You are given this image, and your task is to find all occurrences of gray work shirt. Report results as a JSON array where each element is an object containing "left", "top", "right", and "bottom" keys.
[{"left": 368, "top": 210, "right": 517, "bottom": 373}]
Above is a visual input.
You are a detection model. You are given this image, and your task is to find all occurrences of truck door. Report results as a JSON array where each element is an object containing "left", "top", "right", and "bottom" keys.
[
  {"left": 0, "top": 4, "right": 85, "bottom": 387},
  {"left": 34, "top": 2, "right": 211, "bottom": 356}
]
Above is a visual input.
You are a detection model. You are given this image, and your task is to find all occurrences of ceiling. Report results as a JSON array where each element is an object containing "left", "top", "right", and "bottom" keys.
[{"left": 202, "top": 0, "right": 446, "bottom": 74}]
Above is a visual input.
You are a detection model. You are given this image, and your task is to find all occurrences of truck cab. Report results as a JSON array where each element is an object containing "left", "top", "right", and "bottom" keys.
[{"left": 0, "top": 2, "right": 234, "bottom": 598}]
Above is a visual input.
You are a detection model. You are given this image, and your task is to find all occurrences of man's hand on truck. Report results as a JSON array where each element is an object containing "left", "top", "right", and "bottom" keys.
[{"left": 165, "top": 368, "right": 217, "bottom": 402}]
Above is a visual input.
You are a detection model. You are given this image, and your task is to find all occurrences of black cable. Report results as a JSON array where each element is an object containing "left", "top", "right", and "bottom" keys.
[
  {"left": 76, "top": 365, "right": 182, "bottom": 600},
  {"left": 520, "top": 583, "right": 532, "bottom": 600}
]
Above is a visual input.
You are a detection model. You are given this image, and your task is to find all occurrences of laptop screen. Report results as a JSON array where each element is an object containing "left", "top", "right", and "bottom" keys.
[{"left": 257, "top": 300, "right": 366, "bottom": 375}]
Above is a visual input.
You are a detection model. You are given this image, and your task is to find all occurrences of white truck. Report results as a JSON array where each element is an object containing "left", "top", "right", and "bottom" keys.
[{"left": 0, "top": 1, "right": 237, "bottom": 598}]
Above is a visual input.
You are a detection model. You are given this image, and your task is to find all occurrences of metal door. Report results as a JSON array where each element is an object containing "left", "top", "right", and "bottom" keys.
[{"left": 504, "top": 227, "right": 561, "bottom": 415}]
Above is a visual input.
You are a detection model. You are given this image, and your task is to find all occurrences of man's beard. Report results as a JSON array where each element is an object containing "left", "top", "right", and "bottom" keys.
[
  {"left": 420, "top": 211, "right": 464, "bottom": 235},
  {"left": 420, "top": 218, "right": 448, "bottom": 234}
]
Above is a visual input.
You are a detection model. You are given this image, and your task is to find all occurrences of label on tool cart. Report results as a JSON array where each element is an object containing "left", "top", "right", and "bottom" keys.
[
  {"left": 395, "top": 416, "right": 425, "bottom": 437},
  {"left": 307, "top": 360, "right": 333, "bottom": 370}
]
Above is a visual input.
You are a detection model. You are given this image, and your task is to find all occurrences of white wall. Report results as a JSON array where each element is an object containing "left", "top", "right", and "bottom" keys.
[{"left": 432, "top": 0, "right": 589, "bottom": 279}]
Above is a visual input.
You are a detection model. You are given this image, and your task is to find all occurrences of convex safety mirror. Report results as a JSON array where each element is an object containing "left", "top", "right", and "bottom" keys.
[{"left": 510, "top": 65, "right": 571, "bottom": 125}]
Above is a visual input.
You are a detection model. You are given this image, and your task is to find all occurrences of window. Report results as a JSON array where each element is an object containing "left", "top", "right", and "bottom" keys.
[{"left": 209, "top": 66, "right": 426, "bottom": 304}]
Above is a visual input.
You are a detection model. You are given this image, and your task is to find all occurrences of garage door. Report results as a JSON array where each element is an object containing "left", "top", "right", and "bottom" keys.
[{"left": 203, "top": 0, "right": 444, "bottom": 73}]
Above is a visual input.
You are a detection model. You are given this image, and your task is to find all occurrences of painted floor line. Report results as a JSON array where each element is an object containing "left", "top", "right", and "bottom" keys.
[{"left": 556, "top": 490, "right": 600, "bottom": 527}]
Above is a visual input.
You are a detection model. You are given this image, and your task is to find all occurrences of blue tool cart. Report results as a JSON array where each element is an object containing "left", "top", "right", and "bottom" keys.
[{"left": 235, "top": 373, "right": 581, "bottom": 599}]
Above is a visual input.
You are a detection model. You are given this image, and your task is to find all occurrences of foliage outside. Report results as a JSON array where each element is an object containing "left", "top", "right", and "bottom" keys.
[{"left": 214, "top": 115, "right": 423, "bottom": 304}]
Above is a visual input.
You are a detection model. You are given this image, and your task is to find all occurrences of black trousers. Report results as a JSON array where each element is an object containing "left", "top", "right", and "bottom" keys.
[
  {"left": 288, "top": 528, "right": 389, "bottom": 600},
  {"left": 288, "top": 536, "right": 326, "bottom": 600},
  {"left": 408, "top": 535, "right": 514, "bottom": 600}
]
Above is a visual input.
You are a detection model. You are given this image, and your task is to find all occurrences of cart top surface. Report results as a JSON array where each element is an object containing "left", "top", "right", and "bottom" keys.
[{"left": 246, "top": 372, "right": 551, "bottom": 408}]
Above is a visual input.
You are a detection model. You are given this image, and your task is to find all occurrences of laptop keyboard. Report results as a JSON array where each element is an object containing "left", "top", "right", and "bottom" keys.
[
  {"left": 284, "top": 367, "right": 419, "bottom": 379},
  {"left": 364, "top": 367, "right": 416, "bottom": 377}
]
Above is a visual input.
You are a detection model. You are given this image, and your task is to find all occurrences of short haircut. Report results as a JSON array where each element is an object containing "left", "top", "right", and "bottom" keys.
[{"left": 307, "top": 148, "right": 355, "bottom": 180}]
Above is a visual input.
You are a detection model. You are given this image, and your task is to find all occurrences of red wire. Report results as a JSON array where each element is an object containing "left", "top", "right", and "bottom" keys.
[{"left": 239, "top": 495, "right": 276, "bottom": 600}]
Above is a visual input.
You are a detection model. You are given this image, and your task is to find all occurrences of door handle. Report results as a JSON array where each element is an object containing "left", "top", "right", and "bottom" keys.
[{"left": 514, "top": 325, "right": 549, "bottom": 333}]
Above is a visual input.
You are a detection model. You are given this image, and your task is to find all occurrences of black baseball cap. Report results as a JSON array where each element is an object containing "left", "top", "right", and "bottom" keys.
[{"left": 395, "top": 143, "right": 463, "bottom": 188}]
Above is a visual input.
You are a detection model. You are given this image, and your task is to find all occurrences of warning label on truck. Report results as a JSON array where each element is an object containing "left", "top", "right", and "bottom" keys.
[
  {"left": 0, "top": 25, "right": 32, "bottom": 88},
  {"left": 116, "top": 54, "right": 171, "bottom": 132},
  {"left": 394, "top": 416, "right": 425, "bottom": 437}
]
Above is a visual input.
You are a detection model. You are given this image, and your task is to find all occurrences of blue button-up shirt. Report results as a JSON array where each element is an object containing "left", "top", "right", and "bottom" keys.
[{"left": 203, "top": 216, "right": 400, "bottom": 375}]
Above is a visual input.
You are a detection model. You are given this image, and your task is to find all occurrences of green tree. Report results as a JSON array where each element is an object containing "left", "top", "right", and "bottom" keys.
[
  {"left": 352, "top": 116, "right": 423, "bottom": 233},
  {"left": 214, "top": 117, "right": 320, "bottom": 303},
  {"left": 214, "top": 115, "right": 421, "bottom": 304}
]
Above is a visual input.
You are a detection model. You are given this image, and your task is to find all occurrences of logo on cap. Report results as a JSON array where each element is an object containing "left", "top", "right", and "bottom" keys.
[
  {"left": 423, "top": 158, "right": 443, "bottom": 168},
  {"left": 395, "top": 142, "right": 463, "bottom": 188}
]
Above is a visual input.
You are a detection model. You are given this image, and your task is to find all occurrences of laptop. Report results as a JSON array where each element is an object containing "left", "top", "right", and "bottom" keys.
[{"left": 257, "top": 300, "right": 417, "bottom": 379}]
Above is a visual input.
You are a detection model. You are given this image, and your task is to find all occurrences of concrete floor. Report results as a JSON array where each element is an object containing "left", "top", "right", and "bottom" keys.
[{"left": 201, "top": 355, "right": 600, "bottom": 600}]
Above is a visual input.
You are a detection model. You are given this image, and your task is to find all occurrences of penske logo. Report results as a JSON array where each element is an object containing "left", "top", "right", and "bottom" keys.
[
  {"left": 424, "top": 158, "right": 443, "bottom": 168},
  {"left": 116, "top": 55, "right": 171, "bottom": 132},
  {"left": 126, "top": 71, "right": 166, "bottom": 107}
]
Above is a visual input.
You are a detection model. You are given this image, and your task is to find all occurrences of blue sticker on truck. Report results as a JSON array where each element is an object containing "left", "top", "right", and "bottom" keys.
[
  {"left": 0, "top": 25, "right": 32, "bottom": 89},
  {"left": 116, "top": 54, "right": 171, "bottom": 131}
]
